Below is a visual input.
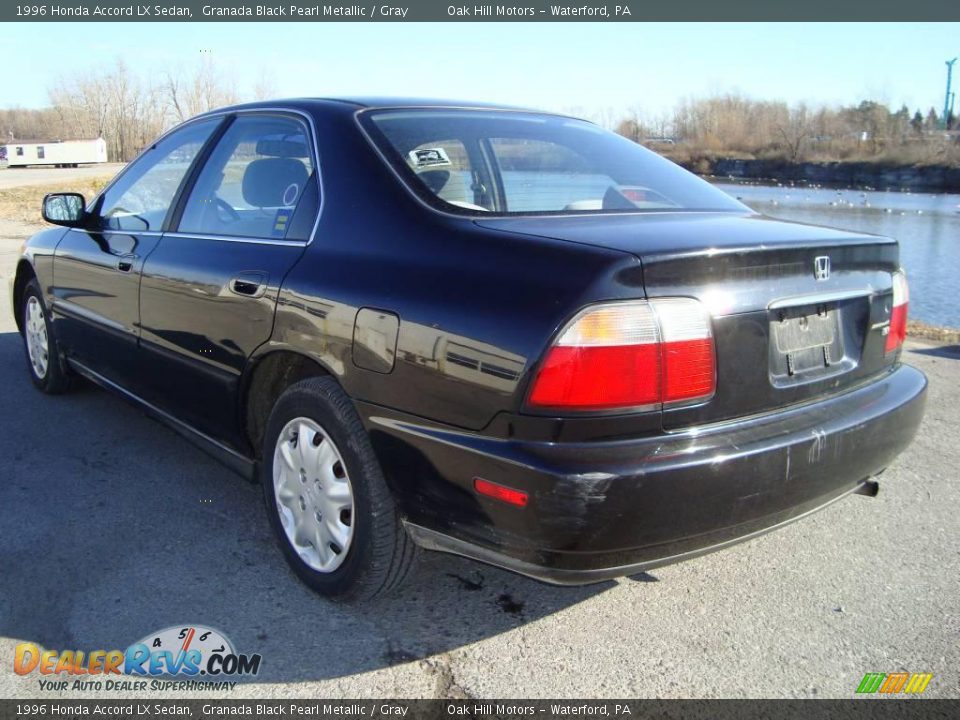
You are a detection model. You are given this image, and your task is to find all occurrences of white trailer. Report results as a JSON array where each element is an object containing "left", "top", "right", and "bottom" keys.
[{"left": 3, "top": 138, "right": 107, "bottom": 167}]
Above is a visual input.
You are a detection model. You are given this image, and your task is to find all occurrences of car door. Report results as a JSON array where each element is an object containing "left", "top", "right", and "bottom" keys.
[
  {"left": 137, "top": 112, "right": 320, "bottom": 446},
  {"left": 51, "top": 118, "right": 223, "bottom": 389}
]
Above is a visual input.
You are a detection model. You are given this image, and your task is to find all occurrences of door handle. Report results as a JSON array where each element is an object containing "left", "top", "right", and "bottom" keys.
[
  {"left": 229, "top": 272, "right": 268, "bottom": 298},
  {"left": 116, "top": 254, "right": 138, "bottom": 272}
]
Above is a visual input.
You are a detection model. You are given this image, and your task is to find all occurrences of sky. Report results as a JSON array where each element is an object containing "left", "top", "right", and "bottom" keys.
[{"left": 1, "top": 22, "right": 958, "bottom": 121}]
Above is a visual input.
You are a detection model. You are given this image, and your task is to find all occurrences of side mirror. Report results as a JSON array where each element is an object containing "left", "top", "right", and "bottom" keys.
[{"left": 42, "top": 193, "right": 87, "bottom": 227}]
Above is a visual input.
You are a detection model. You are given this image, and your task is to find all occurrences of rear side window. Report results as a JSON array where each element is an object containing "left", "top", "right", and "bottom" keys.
[
  {"left": 362, "top": 109, "right": 745, "bottom": 215},
  {"left": 177, "top": 114, "right": 316, "bottom": 241}
]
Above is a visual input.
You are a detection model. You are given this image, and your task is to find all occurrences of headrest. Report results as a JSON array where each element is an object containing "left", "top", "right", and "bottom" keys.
[
  {"left": 255, "top": 138, "right": 309, "bottom": 158},
  {"left": 242, "top": 158, "right": 309, "bottom": 208}
]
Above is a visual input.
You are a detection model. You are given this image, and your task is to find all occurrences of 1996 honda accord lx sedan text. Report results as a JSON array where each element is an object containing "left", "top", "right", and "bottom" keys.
[{"left": 12, "top": 98, "right": 927, "bottom": 600}]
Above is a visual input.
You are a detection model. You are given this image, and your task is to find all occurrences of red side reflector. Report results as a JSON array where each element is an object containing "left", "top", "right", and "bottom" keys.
[{"left": 473, "top": 478, "right": 529, "bottom": 508}]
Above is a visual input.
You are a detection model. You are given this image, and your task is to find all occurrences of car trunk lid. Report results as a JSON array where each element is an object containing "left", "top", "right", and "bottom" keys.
[{"left": 475, "top": 212, "right": 901, "bottom": 426}]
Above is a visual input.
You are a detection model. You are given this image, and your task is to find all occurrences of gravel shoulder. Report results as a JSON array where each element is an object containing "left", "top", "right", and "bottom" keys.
[{"left": 0, "top": 217, "right": 957, "bottom": 700}]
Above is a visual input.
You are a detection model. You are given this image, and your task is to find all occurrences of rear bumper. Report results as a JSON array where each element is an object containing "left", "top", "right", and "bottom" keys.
[{"left": 361, "top": 364, "right": 927, "bottom": 584}]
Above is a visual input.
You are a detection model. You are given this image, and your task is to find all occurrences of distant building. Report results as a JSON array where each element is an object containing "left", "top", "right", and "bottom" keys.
[
  {"left": 642, "top": 137, "right": 677, "bottom": 146},
  {"left": 4, "top": 138, "right": 107, "bottom": 167}
]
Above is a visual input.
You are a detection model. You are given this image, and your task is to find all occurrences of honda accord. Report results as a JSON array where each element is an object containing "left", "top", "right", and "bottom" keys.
[{"left": 12, "top": 98, "right": 927, "bottom": 600}]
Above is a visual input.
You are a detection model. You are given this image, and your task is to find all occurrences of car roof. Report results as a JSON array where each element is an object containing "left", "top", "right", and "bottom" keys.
[
  {"left": 195, "top": 97, "right": 577, "bottom": 119},
  {"left": 317, "top": 96, "right": 536, "bottom": 110}
]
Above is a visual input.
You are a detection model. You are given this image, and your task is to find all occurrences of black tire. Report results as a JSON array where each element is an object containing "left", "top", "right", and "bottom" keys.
[
  {"left": 20, "top": 279, "right": 72, "bottom": 394},
  {"left": 261, "top": 376, "right": 416, "bottom": 600}
]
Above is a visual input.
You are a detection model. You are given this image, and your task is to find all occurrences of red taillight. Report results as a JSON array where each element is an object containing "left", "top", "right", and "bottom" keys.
[
  {"left": 528, "top": 299, "right": 715, "bottom": 411},
  {"left": 653, "top": 298, "right": 716, "bottom": 403},
  {"left": 473, "top": 478, "right": 529, "bottom": 507},
  {"left": 885, "top": 271, "right": 909, "bottom": 353}
]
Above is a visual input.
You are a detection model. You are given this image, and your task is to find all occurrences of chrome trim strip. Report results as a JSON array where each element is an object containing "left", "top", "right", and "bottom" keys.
[
  {"left": 403, "top": 481, "right": 867, "bottom": 586},
  {"left": 66, "top": 228, "right": 164, "bottom": 238},
  {"left": 768, "top": 289, "right": 872, "bottom": 310},
  {"left": 161, "top": 232, "right": 307, "bottom": 247}
]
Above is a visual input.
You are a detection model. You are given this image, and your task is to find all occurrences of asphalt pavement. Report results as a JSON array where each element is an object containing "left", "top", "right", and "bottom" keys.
[{"left": 0, "top": 164, "right": 125, "bottom": 190}]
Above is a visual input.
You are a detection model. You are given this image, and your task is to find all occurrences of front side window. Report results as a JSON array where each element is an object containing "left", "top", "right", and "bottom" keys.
[
  {"left": 178, "top": 114, "right": 315, "bottom": 240},
  {"left": 95, "top": 118, "right": 221, "bottom": 232},
  {"left": 361, "top": 109, "right": 746, "bottom": 215}
]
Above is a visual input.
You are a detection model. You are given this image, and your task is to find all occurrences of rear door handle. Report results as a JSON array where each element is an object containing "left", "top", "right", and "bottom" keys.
[
  {"left": 229, "top": 272, "right": 268, "bottom": 298},
  {"left": 116, "top": 254, "right": 138, "bottom": 273}
]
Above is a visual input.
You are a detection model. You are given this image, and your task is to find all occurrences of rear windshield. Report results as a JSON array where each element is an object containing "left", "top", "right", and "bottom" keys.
[{"left": 360, "top": 109, "right": 746, "bottom": 215}]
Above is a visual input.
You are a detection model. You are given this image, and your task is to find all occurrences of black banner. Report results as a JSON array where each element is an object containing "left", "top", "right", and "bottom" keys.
[
  {"left": 1, "top": 700, "right": 959, "bottom": 720},
  {"left": 1, "top": 0, "right": 959, "bottom": 22}
]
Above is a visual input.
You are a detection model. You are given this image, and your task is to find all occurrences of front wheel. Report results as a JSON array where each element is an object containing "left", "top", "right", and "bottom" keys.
[
  {"left": 261, "top": 377, "right": 416, "bottom": 600},
  {"left": 21, "top": 279, "right": 71, "bottom": 394}
]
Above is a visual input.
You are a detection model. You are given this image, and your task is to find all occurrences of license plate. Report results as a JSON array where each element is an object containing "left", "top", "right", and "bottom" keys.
[{"left": 774, "top": 307, "right": 836, "bottom": 354}]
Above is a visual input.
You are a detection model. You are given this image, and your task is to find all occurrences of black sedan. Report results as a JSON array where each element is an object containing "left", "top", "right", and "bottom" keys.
[{"left": 12, "top": 98, "right": 927, "bottom": 600}]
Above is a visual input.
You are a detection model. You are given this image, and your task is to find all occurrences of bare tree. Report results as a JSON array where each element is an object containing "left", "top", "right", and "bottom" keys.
[
  {"left": 776, "top": 103, "right": 813, "bottom": 162},
  {"left": 252, "top": 70, "right": 278, "bottom": 102},
  {"left": 163, "top": 57, "right": 239, "bottom": 123}
]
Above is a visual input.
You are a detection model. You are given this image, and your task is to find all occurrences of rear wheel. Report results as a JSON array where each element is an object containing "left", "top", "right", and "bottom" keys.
[
  {"left": 261, "top": 377, "right": 416, "bottom": 600},
  {"left": 21, "top": 279, "right": 71, "bottom": 394}
]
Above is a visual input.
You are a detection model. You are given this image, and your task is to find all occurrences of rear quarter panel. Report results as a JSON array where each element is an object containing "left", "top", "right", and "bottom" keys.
[{"left": 266, "top": 110, "right": 645, "bottom": 430}]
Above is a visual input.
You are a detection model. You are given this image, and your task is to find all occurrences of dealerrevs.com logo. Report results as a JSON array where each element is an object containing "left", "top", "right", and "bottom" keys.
[{"left": 14, "top": 625, "right": 261, "bottom": 692}]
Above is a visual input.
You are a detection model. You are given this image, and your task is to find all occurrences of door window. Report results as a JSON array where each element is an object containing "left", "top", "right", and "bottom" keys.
[
  {"left": 177, "top": 115, "right": 315, "bottom": 241},
  {"left": 95, "top": 118, "right": 221, "bottom": 232}
]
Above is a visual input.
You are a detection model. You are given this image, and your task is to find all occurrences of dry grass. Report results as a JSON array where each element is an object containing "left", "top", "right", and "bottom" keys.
[
  {"left": 908, "top": 320, "right": 960, "bottom": 344},
  {"left": 0, "top": 176, "right": 113, "bottom": 224}
]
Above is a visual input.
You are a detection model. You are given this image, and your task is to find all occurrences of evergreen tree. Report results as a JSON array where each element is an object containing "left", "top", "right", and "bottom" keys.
[{"left": 911, "top": 110, "right": 924, "bottom": 134}]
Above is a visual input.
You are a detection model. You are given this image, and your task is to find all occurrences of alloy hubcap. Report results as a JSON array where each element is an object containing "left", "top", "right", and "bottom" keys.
[
  {"left": 272, "top": 417, "right": 354, "bottom": 573},
  {"left": 24, "top": 297, "right": 49, "bottom": 379}
]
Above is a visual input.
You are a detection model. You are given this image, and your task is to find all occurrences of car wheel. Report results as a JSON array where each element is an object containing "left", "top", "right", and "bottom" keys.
[
  {"left": 21, "top": 279, "right": 71, "bottom": 394},
  {"left": 261, "top": 376, "right": 417, "bottom": 600}
]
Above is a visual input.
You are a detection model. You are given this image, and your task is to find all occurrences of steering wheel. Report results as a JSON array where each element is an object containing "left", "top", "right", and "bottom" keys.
[{"left": 215, "top": 197, "right": 241, "bottom": 223}]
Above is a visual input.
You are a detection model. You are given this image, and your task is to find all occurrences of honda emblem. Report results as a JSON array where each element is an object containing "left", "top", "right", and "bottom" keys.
[{"left": 814, "top": 256, "right": 831, "bottom": 281}]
